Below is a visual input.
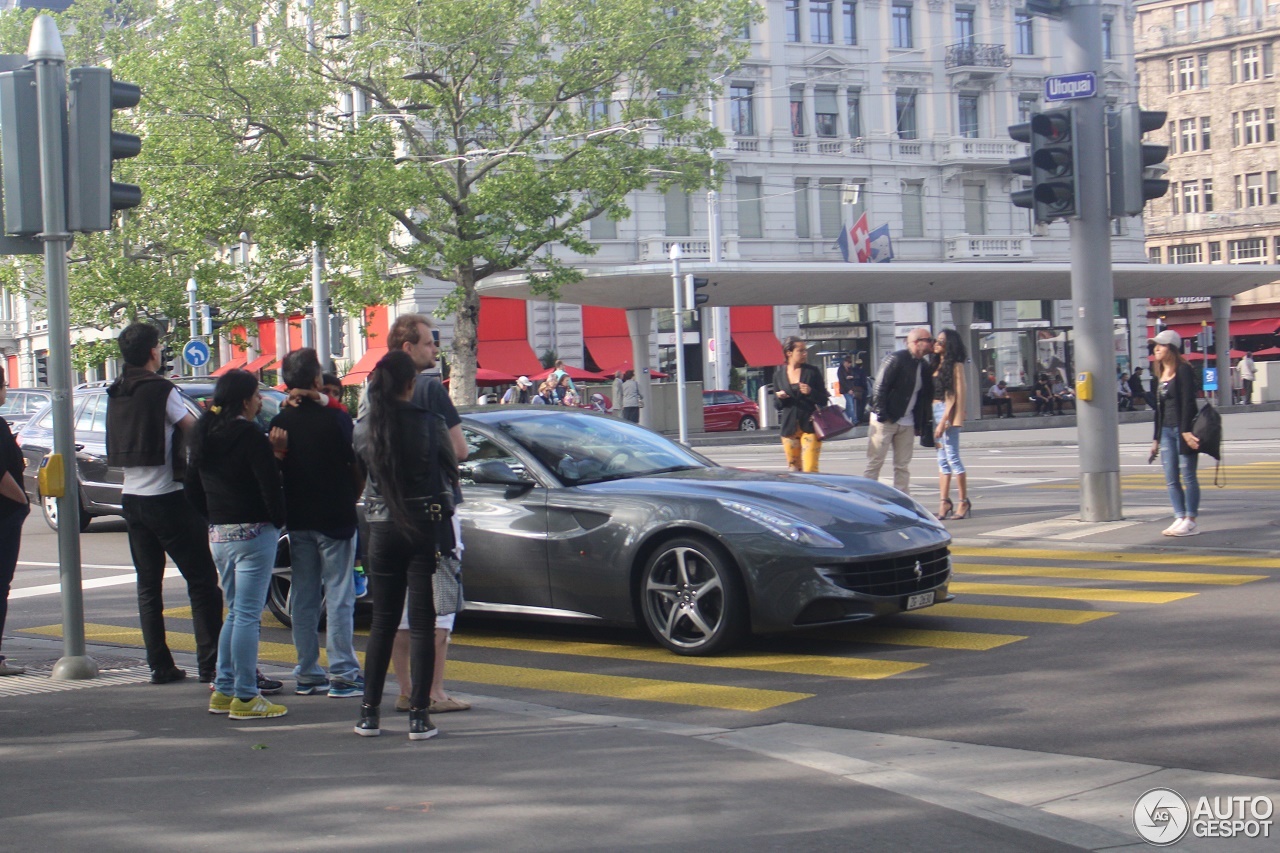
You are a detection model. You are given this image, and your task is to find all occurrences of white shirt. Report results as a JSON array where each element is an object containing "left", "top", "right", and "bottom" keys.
[
  {"left": 122, "top": 388, "right": 189, "bottom": 496},
  {"left": 1239, "top": 356, "right": 1256, "bottom": 381}
]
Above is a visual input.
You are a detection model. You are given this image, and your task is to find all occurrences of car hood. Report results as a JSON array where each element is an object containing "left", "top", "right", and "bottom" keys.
[{"left": 581, "top": 466, "right": 941, "bottom": 533}]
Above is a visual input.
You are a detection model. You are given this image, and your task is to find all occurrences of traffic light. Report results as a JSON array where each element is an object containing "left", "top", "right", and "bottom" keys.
[
  {"left": 159, "top": 345, "right": 175, "bottom": 375},
  {"left": 1107, "top": 105, "right": 1169, "bottom": 218},
  {"left": 66, "top": 67, "right": 141, "bottom": 233},
  {"left": 0, "top": 67, "right": 44, "bottom": 235},
  {"left": 1008, "top": 110, "right": 1078, "bottom": 223},
  {"left": 35, "top": 352, "right": 48, "bottom": 386},
  {"left": 329, "top": 313, "right": 345, "bottom": 357},
  {"left": 685, "top": 275, "right": 709, "bottom": 309},
  {"left": 201, "top": 306, "right": 224, "bottom": 337}
]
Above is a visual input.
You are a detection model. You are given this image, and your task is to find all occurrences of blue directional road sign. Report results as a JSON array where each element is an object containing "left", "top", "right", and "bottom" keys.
[
  {"left": 1203, "top": 367, "right": 1218, "bottom": 391},
  {"left": 1044, "top": 72, "right": 1097, "bottom": 102},
  {"left": 182, "top": 339, "right": 211, "bottom": 368}
]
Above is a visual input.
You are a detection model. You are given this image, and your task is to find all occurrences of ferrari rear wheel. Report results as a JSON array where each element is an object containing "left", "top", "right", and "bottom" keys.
[{"left": 640, "top": 536, "right": 746, "bottom": 656}]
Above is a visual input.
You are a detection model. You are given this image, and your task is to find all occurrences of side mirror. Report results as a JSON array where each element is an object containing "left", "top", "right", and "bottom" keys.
[{"left": 468, "top": 459, "right": 531, "bottom": 489}]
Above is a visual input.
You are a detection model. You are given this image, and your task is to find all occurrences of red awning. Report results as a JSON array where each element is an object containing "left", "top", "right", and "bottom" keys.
[
  {"left": 341, "top": 348, "right": 388, "bottom": 386},
  {"left": 477, "top": 339, "right": 543, "bottom": 376},
  {"left": 584, "top": 336, "right": 634, "bottom": 374},
  {"left": 211, "top": 355, "right": 248, "bottom": 376},
  {"left": 244, "top": 352, "right": 277, "bottom": 373},
  {"left": 732, "top": 331, "right": 783, "bottom": 368},
  {"left": 1231, "top": 318, "right": 1279, "bottom": 337}
]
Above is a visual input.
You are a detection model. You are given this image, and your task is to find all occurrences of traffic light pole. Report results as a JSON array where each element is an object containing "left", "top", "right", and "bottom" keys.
[
  {"left": 669, "top": 244, "right": 688, "bottom": 444},
  {"left": 30, "top": 15, "right": 96, "bottom": 680},
  {"left": 1064, "top": 0, "right": 1123, "bottom": 521}
]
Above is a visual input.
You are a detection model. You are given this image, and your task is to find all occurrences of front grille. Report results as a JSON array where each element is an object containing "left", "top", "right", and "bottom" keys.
[{"left": 818, "top": 546, "right": 951, "bottom": 597}]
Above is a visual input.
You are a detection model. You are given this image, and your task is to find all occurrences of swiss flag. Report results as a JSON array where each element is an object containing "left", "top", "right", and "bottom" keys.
[{"left": 849, "top": 212, "right": 871, "bottom": 263}]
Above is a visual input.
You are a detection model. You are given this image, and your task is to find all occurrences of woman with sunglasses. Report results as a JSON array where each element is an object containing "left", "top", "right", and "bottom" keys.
[{"left": 930, "top": 330, "right": 970, "bottom": 520}]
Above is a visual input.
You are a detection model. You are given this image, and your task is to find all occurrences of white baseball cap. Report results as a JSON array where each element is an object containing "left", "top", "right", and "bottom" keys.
[
  {"left": 1149, "top": 329, "right": 1182, "bottom": 351},
  {"left": 516, "top": 375, "right": 532, "bottom": 387}
]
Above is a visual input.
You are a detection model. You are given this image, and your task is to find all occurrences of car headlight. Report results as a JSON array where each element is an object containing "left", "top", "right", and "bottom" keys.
[{"left": 718, "top": 499, "right": 844, "bottom": 549}]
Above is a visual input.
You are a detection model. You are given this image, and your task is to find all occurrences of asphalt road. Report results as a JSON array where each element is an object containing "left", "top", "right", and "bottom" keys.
[{"left": 4, "top": 412, "right": 1279, "bottom": 850}]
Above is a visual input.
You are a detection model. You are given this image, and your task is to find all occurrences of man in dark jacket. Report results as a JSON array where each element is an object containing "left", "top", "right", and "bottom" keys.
[
  {"left": 106, "top": 322, "right": 223, "bottom": 685},
  {"left": 864, "top": 328, "right": 934, "bottom": 493},
  {"left": 836, "top": 354, "right": 869, "bottom": 424},
  {"left": 270, "top": 348, "right": 364, "bottom": 698}
]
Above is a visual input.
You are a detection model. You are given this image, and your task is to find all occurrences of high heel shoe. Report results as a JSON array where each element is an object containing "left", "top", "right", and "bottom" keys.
[
  {"left": 936, "top": 498, "right": 954, "bottom": 520},
  {"left": 953, "top": 498, "right": 973, "bottom": 520}
]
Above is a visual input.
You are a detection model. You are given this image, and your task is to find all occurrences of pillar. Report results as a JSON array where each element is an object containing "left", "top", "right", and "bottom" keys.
[
  {"left": 949, "top": 301, "right": 980, "bottom": 422},
  {"left": 626, "top": 308, "right": 653, "bottom": 428}
]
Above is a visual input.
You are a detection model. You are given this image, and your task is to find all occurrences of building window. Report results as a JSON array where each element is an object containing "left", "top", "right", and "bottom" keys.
[
  {"left": 1149, "top": 246, "right": 1162, "bottom": 263},
  {"left": 1016, "top": 300, "right": 1053, "bottom": 321},
  {"left": 589, "top": 210, "right": 616, "bottom": 239},
  {"left": 795, "top": 179, "right": 811, "bottom": 238},
  {"left": 1204, "top": 178, "right": 1214, "bottom": 211},
  {"left": 1167, "top": 59, "right": 1176, "bottom": 93},
  {"left": 786, "top": 0, "right": 801, "bottom": 42},
  {"left": 815, "top": 89, "right": 839, "bottom": 137},
  {"left": 902, "top": 182, "right": 924, "bottom": 238},
  {"left": 1267, "top": 107, "right": 1276, "bottom": 142},
  {"left": 1017, "top": 95, "right": 1038, "bottom": 123},
  {"left": 843, "top": 1, "right": 857, "bottom": 45},
  {"left": 1265, "top": 43, "right": 1275, "bottom": 76},
  {"left": 1269, "top": 171, "right": 1279, "bottom": 204},
  {"left": 847, "top": 90, "right": 862, "bottom": 138},
  {"left": 892, "top": 3, "right": 913, "bottom": 49},
  {"left": 790, "top": 87, "right": 805, "bottom": 137},
  {"left": 664, "top": 188, "right": 690, "bottom": 237},
  {"left": 737, "top": 179, "right": 762, "bottom": 239},
  {"left": 1170, "top": 245, "right": 1202, "bottom": 263},
  {"left": 954, "top": 7, "right": 975, "bottom": 47},
  {"left": 811, "top": 0, "right": 834, "bottom": 44},
  {"left": 1179, "top": 117, "right": 1198, "bottom": 152},
  {"left": 1168, "top": 120, "right": 1178, "bottom": 155},
  {"left": 1229, "top": 237, "right": 1266, "bottom": 262},
  {"left": 1241, "top": 45, "right": 1261, "bottom": 81},
  {"left": 1208, "top": 241, "right": 1221, "bottom": 262},
  {"left": 1102, "top": 17, "right": 1113, "bottom": 59},
  {"left": 958, "top": 93, "right": 979, "bottom": 138},
  {"left": 1246, "top": 172, "right": 1264, "bottom": 206},
  {"left": 1182, "top": 180, "right": 1202, "bottom": 213},
  {"left": 1178, "top": 56, "right": 1199, "bottom": 90},
  {"left": 1171, "top": 182, "right": 1181, "bottom": 215},
  {"left": 730, "top": 85, "right": 754, "bottom": 136},
  {"left": 1244, "top": 108, "right": 1262, "bottom": 144},
  {"left": 818, "top": 179, "right": 844, "bottom": 239},
  {"left": 1199, "top": 53, "right": 1210, "bottom": 87},
  {"left": 895, "top": 89, "right": 918, "bottom": 139},
  {"left": 1015, "top": 13, "right": 1034, "bottom": 55},
  {"left": 963, "top": 182, "right": 987, "bottom": 234},
  {"left": 738, "top": 18, "right": 751, "bottom": 39},
  {"left": 1201, "top": 116, "right": 1212, "bottom": 149}
]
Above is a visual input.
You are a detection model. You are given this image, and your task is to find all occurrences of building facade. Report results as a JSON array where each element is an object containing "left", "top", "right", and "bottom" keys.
[{"left": 1135, "top": 0, "right": 1280, "bottom": 355}]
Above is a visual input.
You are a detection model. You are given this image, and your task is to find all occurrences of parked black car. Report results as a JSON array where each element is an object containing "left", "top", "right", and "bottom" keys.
[{"left": 15, "top": 381, "right": 287, "bottom": 531}]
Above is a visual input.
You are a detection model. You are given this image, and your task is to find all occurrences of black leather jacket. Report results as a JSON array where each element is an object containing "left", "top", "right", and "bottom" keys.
[
  {"left": 870, "top": 349, "right": 932, "bottom": 425},
  {"left": 353, "top": 401, "right": 457, "bottom": 523}
]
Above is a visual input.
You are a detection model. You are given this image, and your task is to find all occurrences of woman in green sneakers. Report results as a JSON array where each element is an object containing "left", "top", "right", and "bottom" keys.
[{"left": 186, "top": 370, "right": 288, "bottom": 719}]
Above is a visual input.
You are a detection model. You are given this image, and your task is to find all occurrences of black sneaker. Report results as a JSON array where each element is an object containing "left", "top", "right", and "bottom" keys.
[
  {"left": 354, "top": 703, "right": 381, "bottom": 737},
  {"left": 150, "top": 666, "right": 186, "bottom": 685},
  {"left": 256, "top": 671, "right": 284, "bottom": 695},
  {"left": 408, "top": 708, "right": 438, "bottom": 741}
]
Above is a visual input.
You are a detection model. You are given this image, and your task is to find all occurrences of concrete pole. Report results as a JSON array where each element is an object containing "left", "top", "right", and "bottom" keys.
[
  {"left": 670, "top": 245, "right": 688, "bottom": 443},
  {"left": 30, "top": 15, "right": 96, "bottom": 680},
  {"left": 1065, "top": 0, "right": 1123, "bottom": 522},
  {"left": 626, "top": 308, "right": 653, "bottom": 428},
  {"left": 186, "top": 277, "right": 200, "bottom": 377},
  {"left": 949, "top": 301, "right": 980, "bottom": 423},
  {"left": 1211, "top": 295, "right": 1232, "bottom": 402}
]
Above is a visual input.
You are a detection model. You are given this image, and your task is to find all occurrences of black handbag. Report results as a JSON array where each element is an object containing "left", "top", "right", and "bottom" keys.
[{"left": 919, "top": 412, "right": 936, "bottom": 448}]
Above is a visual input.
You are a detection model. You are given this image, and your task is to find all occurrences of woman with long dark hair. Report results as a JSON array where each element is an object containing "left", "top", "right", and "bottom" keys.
[
  {"left": 773, "top": 336, "right": 829, "bottom": 473},
  {"left": 930, "top": 329, "right": 970, "bottom": 520},
  {"left": 352, "top": 350, "right": 457, "bottom": 740},
  {"left": 1149, "top": 330, "right": 1202, "bottom": 536},
  {"left": 186, "top": 369, "right": 287, "bottom": 719}
]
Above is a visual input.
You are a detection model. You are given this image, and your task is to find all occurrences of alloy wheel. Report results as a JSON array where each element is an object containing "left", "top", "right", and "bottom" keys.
[{"left": 640, "top": 537, "right": 745, "bottom": 655}]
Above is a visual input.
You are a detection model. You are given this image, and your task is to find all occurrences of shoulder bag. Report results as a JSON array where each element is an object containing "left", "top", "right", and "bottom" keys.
[
  {"left": 918, "top": 409, "right": 936, "bottom": 448},
  {"left": 811, "top": 404, "right": 854, "bottom": 441},
  {"left": 433, "top": 554, "right": 465, "bottom": 615}
]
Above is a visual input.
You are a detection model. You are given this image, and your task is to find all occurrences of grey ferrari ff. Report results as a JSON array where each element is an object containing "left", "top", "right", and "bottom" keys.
[{"left": 452, "top": 407, "right": 952, "bottom": 655}]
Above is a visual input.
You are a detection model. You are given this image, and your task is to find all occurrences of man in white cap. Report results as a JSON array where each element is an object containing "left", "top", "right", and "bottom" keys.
[{"left": 501, "top": 376, "right": 533, "bottom": 405}]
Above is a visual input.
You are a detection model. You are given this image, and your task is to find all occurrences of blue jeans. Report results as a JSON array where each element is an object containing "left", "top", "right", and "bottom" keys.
[
  {"left": 212, "top": 525, "right": 280, "bottom": 700},
  {"left": 1160, "top": 426, "right": 1199, "bottom": 518},
  {"left": 933, "top": 401, "right": 965, "bottom": 475},
  {"left": 289, "top": 529, "right": 360, "bottom": 684}
]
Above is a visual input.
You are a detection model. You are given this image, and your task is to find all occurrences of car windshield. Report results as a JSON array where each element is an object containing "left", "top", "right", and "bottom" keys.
[
  {"left": 496, "top": 411, "right": 712, "bottom": 486},
  {"left": 179, "top": 385, "right": 286, "bottom": 432}
]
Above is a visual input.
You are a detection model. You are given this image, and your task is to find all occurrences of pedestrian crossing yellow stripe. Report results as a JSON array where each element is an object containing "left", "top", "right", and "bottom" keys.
[
  {"left": 1034, "top": 461, "right": 1280, "bottom": 491},
  {"left": 450, "top": 634, "right": 925, "bottom": 679},
  {"left": 909, "top": 602, "right": 1117, "bottom": 624},
  {"left": 949, "top": 582, "right": 1196, "bottom": 604},
  {"left": 954, "top": 563, "right": 1265, "bottom": 585},
  {"left": 443, "top": 660, "right": 812, "bottom": 711},
  {"left": 810, "top": 626, "right": 1025, "bottom": 651},
  {"left": 952, "top": 546, "right": 1280, "bottom": 570},
  {"left": 21, "top": 623, "right": 811, "bottom": 711}
]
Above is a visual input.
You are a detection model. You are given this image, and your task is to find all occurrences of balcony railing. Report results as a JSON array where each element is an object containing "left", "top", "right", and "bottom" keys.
[
  {"left": 639, "top": 237, "right": 737, "bottom": 262},
  {"left": 938, "top": 138, "right": 1023, "bottom": 164},
  {"left": 945, "top": 43, "right": 1011, "bottom": 71},
  {"left": 945, "top": 235, "right": 1032, "bottom": 260}
]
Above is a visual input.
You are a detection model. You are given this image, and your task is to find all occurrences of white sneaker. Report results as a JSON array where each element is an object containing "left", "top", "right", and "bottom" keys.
[
  {"left": 1161, "top": 519, "right": 1187, "bottom": 536},
  {"left": 1171, "top": 519, "right": 1199, "bottom": 537}
]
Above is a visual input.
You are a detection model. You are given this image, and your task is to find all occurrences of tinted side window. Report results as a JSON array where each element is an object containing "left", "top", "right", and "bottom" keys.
[
  {"left": 75, "top": 396, "right": 100, "bottom": 432},
  {"left": 458, "top": 427, "right": 530, "bottom": 483}
]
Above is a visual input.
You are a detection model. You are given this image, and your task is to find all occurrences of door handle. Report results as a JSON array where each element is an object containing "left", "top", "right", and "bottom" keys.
[{"left": 74, "top": 443, "right": 85, "bottom": 452}]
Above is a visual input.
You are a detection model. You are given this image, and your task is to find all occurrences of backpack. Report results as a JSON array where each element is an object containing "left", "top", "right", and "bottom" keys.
[{"left": 1191, "top": 402, "right": 1224, "bottom": 487}]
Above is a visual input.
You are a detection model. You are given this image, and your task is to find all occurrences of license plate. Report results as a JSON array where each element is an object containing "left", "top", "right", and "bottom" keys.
[{"left": 905, "top": 591, "right": 935, "bottom": 610}]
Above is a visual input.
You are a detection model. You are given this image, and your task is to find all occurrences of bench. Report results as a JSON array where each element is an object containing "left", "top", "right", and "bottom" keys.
[{"left": 982, "top": 389, "right": 1034, "bottom": 418}]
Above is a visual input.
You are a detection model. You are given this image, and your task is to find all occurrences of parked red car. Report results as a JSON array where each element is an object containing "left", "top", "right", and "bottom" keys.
[{"left": 701, "top": 390, "right": 760, "bottom": 432}]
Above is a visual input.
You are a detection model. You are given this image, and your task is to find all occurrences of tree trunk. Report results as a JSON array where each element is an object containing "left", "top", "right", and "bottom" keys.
[{"left": 449, "top": 270, "right": 480, "bottom": 407}]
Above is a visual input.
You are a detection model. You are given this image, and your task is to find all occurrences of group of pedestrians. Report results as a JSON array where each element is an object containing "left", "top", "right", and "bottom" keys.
[{"left": 90, "top": 317, "right": 468, "bottom": 740}]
